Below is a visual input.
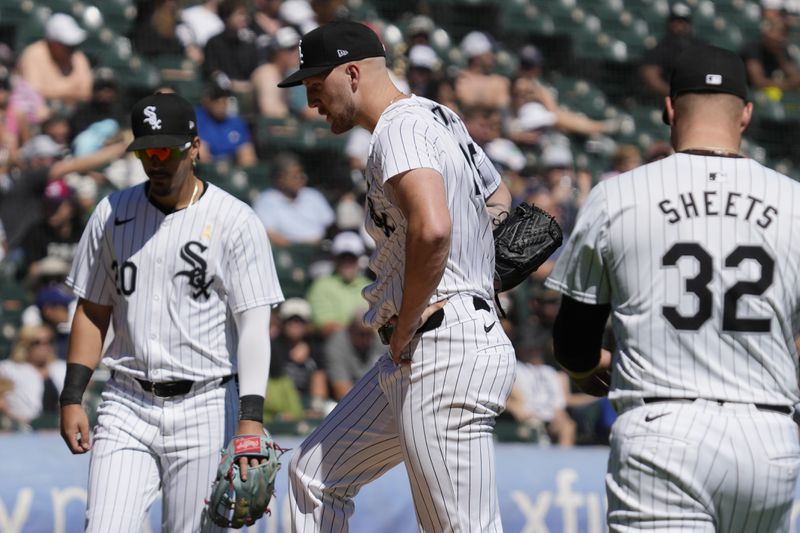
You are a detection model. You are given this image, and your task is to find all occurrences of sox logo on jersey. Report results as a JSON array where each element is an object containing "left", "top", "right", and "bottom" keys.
[
  {"left": 66, "top": 182, "right": 284, "bottom": 533},
  {"left": 175, "top": 241, "right": 214, "bottom": 300}
]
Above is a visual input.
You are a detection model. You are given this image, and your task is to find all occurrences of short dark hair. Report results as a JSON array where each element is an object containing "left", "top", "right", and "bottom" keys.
[
  {"left": 273, "top": 152, "right": 302, "bottom": 178},
  {"left": 218, "top": 0, "right": 245, "bottom": 22}
]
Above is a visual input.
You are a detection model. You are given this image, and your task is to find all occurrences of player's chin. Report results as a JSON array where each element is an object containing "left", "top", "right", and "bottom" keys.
[
  {"left": 147, "top": 175, "right": 174, "bottom": 195},
  {"left": 330, "top": 118, "right": 354, "bottom": 135}
]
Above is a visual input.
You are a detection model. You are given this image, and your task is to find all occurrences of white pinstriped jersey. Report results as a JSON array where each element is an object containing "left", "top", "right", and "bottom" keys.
[
  {"left": 66, "top": 182, "right": 284, "bottom": 382},
  {"left": 361, "top": 95, "right": 501, "bottom": 327},
  {"left": 547, "top": 153, "right": 800, "bottom": 406}
]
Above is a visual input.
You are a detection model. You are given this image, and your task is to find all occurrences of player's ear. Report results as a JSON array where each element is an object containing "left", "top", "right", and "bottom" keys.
[
  {"left": 740, "top": 101, "right": 753, "bottom": 132},
  {"left": 190, "top": 136, "right": 201, "bottom": 166},
  {"left": 345, "top": 63, "right": 360, "bottom": 91},
  {"left": 662, "top": 96, "right": 675, "bottom": 126}
]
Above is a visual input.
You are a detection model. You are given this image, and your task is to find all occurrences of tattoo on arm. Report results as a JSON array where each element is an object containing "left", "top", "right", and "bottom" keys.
[{"left": 486, "top": 203, "right": 509, "bottom": 229}]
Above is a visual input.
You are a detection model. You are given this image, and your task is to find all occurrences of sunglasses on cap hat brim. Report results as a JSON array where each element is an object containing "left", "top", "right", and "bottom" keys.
[{"left": 134, "top": 142, "right": 192, "bottom": 162}]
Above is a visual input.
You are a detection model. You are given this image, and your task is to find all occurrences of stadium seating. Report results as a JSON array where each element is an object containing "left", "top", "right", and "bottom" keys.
[{"left": 272, "top": 244, "right": 319, "bottom": 299}]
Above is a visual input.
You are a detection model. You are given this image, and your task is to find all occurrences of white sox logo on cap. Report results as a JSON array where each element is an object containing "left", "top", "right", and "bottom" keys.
[
  {"left": 299, "top": 39, "right": 304, "bottom": 65},
  {"left": 143, "top": 106, "right": 162, "bottom": 130}
]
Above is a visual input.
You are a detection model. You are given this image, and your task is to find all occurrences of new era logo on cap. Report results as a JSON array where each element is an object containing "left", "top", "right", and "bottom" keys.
[
  {"left": 337, "top": 49, "right": 349, "bottom": 58},
  {"left": 705, "top": 74, "right": 723, "bottom": 86}
]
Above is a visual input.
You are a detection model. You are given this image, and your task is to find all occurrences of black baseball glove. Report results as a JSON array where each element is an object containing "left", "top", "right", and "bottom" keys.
[{"left": 493, "top": 202, "right": 563, "bottom": 292}]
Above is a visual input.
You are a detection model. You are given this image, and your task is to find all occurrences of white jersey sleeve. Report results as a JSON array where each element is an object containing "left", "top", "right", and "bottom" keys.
[
  {"left": 223, "top": 210, "right": 284, "bottom": 313},
  {"left": 373, "top": 115, "right": 443, "bottom": 183},
  {"left": 545, "top": 182, "right": 612, "bottom": 305},
  {"left": 66, "top": 197, "right": 116, "bottom": 306}
]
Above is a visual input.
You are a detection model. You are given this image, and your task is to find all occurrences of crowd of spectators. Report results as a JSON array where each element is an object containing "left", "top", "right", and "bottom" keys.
[{"left": 0, "top": 0, "right": 798, "bottom": 445}]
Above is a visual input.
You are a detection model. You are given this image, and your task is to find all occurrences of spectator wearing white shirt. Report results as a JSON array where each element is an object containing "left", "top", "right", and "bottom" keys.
[
  {"left": 181, "top": 0, "right": 224, "bottom": 49},
  {"left": 252, "top": 151, "right": 335, "bottom": 246},
  {"left": 0, "top": 325, "right": 66, "bottom": 425}
]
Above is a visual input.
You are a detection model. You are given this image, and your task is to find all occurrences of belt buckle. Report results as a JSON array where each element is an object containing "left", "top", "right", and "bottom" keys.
[{"left": 378, "top": 324, "right": 394, "bottom": 345}]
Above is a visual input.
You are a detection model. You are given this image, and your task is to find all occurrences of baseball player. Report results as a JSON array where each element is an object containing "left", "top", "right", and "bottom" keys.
[
  {"left": 58, "top": 92, "right": 284, "bottom": 532},
  {"left": 547, "top": 44, "right": 800, "bottom": 531},
  {"left": 278, "top": 21, "right": 516, "bottom": 531}
]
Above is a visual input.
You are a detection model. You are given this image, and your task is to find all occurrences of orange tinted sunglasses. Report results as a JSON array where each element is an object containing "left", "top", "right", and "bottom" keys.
[{"left": 134, "top": 145, "right": 189, "bottom": 162}]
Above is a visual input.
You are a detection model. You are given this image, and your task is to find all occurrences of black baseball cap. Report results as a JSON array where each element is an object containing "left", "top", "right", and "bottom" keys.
[
  {"left": 277, "top": 21, "right": 386, "bottom": 88},
  {"left": 126, "top": 92, "right": 198, "bottom": 151},
  {"left": 663, "top": 44, "right": 748, "bottom": 124}
]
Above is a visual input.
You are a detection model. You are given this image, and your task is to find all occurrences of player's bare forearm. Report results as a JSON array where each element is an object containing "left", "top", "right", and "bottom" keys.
[
  {"left": 61, "top": 299, "right": 110, "bottom": 454},
  {"left": 485, "top": 180, "right": 511, "bottom": 228},
  {"left": 66, "top": 298, "right": 112, "bottom": 368},
  {"left": 392, "top": 179, "right": 451, "bottom": 357},
  {"left": 387, "top": 168, "right": 451, "bottom": 357}
]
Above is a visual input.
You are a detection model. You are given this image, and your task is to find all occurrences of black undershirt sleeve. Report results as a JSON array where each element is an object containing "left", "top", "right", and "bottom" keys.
[{"left": 553, "top": 295, "right": 611, "bottom": 374}]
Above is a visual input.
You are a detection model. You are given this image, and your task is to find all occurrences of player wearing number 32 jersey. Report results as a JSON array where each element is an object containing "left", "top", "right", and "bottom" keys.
[{"left": 547, "top": 45, "right": 800, "bottom": 531}]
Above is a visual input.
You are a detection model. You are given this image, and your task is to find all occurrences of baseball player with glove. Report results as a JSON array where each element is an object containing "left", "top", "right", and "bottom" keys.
[
  {"left": 59, "top": 92, "right": 284, "bottom": 532},
  {"left": 278, "top": 21, "right": 559, "bottom": 532},
  {"left": 548, "top": 45, "right": 800, "bottom": 531}
]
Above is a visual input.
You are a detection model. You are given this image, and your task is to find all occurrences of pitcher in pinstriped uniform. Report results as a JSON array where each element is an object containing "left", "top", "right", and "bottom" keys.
[{"left": 279, "top": 21, "right": 517, "bottom": 532}]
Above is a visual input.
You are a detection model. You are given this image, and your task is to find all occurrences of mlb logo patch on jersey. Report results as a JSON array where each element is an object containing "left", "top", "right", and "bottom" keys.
[{"left": 709, "top": 171, "right": 727, "bottom": 182}]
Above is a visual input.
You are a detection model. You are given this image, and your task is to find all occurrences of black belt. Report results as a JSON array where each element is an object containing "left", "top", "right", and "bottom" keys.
[
  {"left": 643, "top": 397, "right": 792, "bottom": 415},
  {"left": 134, "top": 374, "right": 234, "bottom": 398},
  {"left": 378, "top": 297, "right": 491, "bottom": 345}
]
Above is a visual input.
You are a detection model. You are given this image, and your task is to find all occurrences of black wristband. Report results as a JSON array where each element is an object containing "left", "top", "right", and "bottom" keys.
[
  {"left": 239, "top": 394, "right": 264, "bottom": 422},
  {"left": 59, "top": 363, "right": 94, "bottom": 407}
]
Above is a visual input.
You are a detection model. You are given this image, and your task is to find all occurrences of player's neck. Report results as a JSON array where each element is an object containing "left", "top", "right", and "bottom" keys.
[
  {"left": 174, "top": 176, "right": 202, "bottom": 210},
  {"left": 149, "top": 175, "right": 202, "bottom": 212},
  {"left": 674, "top": 126, "right": 741, "bottom": 156},
  {"left": 360, "top": 83, "right": 407, "bottom": 132},
  {"left": 678, "top": 147, "right": 744, "bottom": 158}
]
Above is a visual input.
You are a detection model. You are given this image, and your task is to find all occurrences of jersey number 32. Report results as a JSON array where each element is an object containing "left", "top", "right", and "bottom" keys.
[{"left": 661, "top": 242, "right": 774, "bottom": 333}]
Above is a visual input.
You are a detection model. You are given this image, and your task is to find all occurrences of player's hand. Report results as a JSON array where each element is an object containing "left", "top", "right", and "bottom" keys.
[
  {"left": 389, "top": 300, "right": 447, "bottom": 365},
  {"left": 572, "top": 370, "right": 611, "bottom": 396},
  {"left": 569, "top": 349, "right": 612, "bottom": 397},
  {"left": 60, "top": 404, "right": 91, "bottom": 454},
  {"left": 235, "top": 420, "right": 267, "bottom": 482}
]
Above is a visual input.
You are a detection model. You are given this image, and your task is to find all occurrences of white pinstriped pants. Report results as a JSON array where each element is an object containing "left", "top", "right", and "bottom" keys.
[
  {"left": 289, "top": 295, "right": 516, "bottom": 532},
  {"left": 85, "top": 373, "right": 237, "bottom": 533},
  {"left": 607, "top": 399, "right": 800, "bottom": 532}
]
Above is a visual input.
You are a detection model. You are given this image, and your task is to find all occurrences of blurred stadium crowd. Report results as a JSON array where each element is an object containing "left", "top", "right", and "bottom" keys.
[{"left": 0, "top": 0, "right": 798, "bottom": 446}]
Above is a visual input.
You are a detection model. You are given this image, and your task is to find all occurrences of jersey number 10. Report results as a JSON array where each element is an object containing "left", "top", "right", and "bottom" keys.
[{"left": 661, "top": 242, "right": 774, "bottom": 332}]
